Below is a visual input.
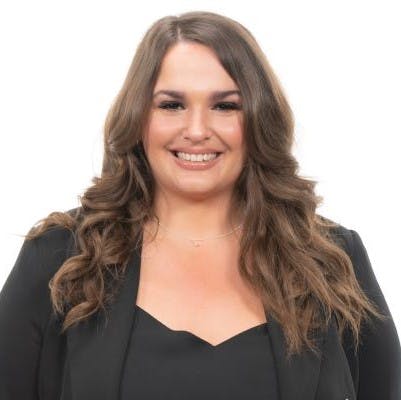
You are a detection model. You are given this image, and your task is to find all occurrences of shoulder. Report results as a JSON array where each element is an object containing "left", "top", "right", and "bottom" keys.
[
  {"left": 17, "top": 207, "right": 79, "bottom": 283},
  {"left": 0, "top": 208, "right": 79, "bottom": 336},
  {"left": 315, "top": 214, "right": 375, "bottom": 284},
  {"left": 316, "top": 213, "right": 354, "bottom": 256},
  {"left": 317, "top": 214, "right": 383, "bottom": 297}
]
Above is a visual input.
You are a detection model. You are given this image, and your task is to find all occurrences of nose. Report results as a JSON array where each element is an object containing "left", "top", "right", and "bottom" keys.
[{"left": 182, "top": 106, "right": 212, "bottom": 142}]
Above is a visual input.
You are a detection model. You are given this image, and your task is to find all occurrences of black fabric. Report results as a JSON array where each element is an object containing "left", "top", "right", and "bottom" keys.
[
  {"left": 120, "top": 305, "right": 279, "bottom": 399},
  {"left": 1, "top": 213, "right": 400, "bottom": 399}
]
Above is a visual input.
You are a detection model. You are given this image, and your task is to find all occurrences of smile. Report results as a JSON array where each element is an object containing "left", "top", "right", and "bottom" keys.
[
  {"left": 173, "top": 151, "right": 220, "bottom": 162},
  {"left": 169, "top": 150, "right": 223, "bottom": 170}
]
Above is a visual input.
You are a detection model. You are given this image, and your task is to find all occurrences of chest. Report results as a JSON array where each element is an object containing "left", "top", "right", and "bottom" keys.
[
  {"left": 58, "top": 230, "right": 357, "bottom": 400},
  {"left": 135, "top": 239, "right": 267, "bottom": 346}
]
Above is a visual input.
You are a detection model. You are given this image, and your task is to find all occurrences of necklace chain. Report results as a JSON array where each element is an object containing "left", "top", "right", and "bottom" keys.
[{"left": 148, "top": 219, "right": 243, "bottom": 247}]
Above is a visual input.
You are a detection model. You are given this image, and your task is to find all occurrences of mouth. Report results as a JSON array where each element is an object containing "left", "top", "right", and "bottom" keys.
[{"left": 170, "top": 150, "right": 223, "bottom": 162}]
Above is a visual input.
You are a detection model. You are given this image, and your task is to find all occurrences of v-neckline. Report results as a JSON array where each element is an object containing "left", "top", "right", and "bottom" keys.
[{"left": 135, "top": 305, "right": 268, "bottom": 348}]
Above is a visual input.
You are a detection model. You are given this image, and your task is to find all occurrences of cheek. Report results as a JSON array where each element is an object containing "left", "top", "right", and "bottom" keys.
[
  {"left": 143, "top": 115, "right": 178, "bottom": 152},
  {"left": 220, "top": 121, "right": 246, "bottom": 166},
  {"left": 212, "top": 114, "right": 243, "bottom": 145},
  {"left": 148, "top": 113, "right": 182, "bottom": 136},
  {"left": 218, "top": 124, "right": 244, "bottom": 150}
]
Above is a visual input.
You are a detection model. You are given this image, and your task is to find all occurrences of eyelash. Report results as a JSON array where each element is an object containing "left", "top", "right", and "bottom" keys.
[{"left": 158, "top": 101, "right": 241, "bottom": 112}]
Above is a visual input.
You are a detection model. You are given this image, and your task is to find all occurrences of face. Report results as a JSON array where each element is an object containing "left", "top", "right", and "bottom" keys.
[{"left": 143, "top": 41, "right": 245, "bottom": 201}]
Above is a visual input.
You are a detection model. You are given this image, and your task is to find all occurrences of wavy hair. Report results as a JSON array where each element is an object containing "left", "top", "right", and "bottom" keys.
[{"left": 25, "top": 10, "right": 386, "bottom": 359}]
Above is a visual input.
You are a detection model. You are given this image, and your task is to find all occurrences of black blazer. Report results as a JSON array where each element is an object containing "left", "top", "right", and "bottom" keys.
[{"left": 0, "top": 215, "right": 400, "bottom": 399}]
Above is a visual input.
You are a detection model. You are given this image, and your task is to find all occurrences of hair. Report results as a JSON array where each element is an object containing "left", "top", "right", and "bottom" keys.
[{"left": 25, "top": 10, "right": 386, "bottom": 359}]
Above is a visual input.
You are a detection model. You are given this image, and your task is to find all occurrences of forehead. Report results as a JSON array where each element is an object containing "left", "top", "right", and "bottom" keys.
[{"left": 154, "top": 42, "right": 239, "bottom": 94}]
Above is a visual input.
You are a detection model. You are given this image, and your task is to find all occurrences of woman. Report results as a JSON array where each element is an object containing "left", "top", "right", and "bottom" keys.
[{"left": 0, "top": 10, "right": 400, "bottom": 400}]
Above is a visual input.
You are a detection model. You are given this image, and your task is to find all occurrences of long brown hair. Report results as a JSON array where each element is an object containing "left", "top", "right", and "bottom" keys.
[{"left": 25, "top": 10, "right": 386, "bottom": 358}]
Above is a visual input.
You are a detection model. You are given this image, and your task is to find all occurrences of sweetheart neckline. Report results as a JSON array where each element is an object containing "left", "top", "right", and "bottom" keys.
[{"left": 134, "top": 304, "right": 268, "bottom": 348}]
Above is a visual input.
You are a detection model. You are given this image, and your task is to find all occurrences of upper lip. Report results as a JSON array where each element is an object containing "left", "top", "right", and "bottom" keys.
[{"left": 170, "top": 148, "right": 223, "bottom": 154}]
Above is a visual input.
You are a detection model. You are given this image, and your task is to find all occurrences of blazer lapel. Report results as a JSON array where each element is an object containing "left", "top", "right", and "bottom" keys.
[
  {"left": 267, "top": 312, "right": 325, "bottom": 400},
  {"left": 64, "top": 234, "right": 329, "bottom": 400},
  {"left": 64, "top": 240, "right": 142, "bottom": 400}
]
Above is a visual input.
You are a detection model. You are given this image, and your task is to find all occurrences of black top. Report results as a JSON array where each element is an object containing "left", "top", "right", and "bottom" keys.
[
  {"left": 120, "top": 305, "right": 279, "bottom": 399},
  {"left": 1, "top": 220, "right": 401, "bottom": 398}
]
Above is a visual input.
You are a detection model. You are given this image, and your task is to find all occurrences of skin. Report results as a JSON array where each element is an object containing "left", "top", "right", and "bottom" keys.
[
  {"left": 142, "top": 41, "right": 246, "bottom": 240},
  {"left": 136, "top": 42, "right": 267, "bottom": 346}
]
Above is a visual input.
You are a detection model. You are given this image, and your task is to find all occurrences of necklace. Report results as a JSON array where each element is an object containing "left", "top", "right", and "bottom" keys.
[{"left": 152, "top": 219, "right": 243, "bottom": 247}]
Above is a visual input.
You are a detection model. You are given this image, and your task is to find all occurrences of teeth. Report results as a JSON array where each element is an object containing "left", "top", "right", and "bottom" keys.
[{"left": 176, "top": 152, "right": 218, "bottom": 162}]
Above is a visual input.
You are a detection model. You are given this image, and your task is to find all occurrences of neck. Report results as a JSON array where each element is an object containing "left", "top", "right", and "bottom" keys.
[{"left": 147, "top": 191, "right": 244, "bottom": 239}]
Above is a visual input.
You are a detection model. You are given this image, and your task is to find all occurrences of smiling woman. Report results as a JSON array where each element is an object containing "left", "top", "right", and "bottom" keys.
[{"left": 0, "top": 9, "right": 400, "bottom": 400}]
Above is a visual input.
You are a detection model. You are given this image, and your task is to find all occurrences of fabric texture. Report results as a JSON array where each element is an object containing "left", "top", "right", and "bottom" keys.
[
  {"left": 120, "top": 305, "right": 279, "bottom": 399},
  {"left": 0, "top": 211, "right": 400, "bottom": 399}
]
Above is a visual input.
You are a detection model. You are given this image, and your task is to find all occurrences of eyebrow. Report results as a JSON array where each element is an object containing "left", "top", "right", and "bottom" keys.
[{"left": 153, "top": 89, "right": 241, "bottom": 101}]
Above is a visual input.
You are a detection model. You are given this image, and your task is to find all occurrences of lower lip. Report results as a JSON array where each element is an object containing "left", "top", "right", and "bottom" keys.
[{"left": 170, "top": 151, "right": 223, "bottom": 170}]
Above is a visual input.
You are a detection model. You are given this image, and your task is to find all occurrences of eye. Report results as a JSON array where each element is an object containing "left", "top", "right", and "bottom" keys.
[
  {"left": 157, "top": 101, "right": 242, "bottom": 112},
  {"left": 158, "top": 101, "right": 184, "bottom": 111},
  {"left": 214, "top": 102, "right": 241, "bottom": 111}
]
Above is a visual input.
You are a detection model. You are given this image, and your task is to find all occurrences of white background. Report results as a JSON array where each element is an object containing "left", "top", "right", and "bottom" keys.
[{"left": 0, "top": 0, "right": 400, "bottom": 334}]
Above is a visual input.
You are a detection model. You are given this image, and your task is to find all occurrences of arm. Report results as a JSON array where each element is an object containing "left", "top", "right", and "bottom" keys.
[
  {"left": 0, "top": 238, "right": 47, "bottom": 399},
  {"left": 348, "top": 229, "right": 401, "bottom": 399},
  {"left": 0, "top": 227, "right": 72, "bottom": 399}
]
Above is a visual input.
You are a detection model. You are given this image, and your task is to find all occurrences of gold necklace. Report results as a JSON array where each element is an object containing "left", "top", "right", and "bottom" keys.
[{"left": 151, "top": 219, "right": 243, "bottom": 247}]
